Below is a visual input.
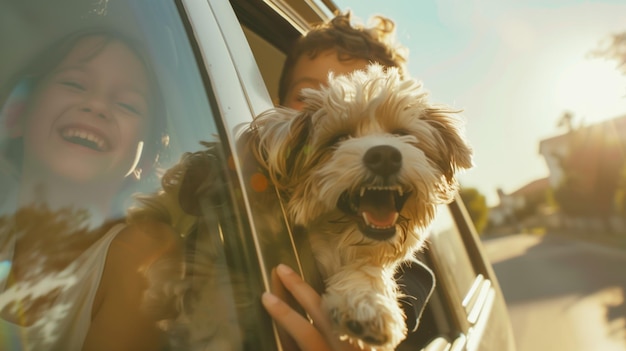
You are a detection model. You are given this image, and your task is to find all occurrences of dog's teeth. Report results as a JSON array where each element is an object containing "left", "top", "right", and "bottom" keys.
[
  {"left": 361, "top": 212, "right": 371, "bottom": 226},
  {"left": 360, "top": 187, "right": 366, "bottom": 197}
]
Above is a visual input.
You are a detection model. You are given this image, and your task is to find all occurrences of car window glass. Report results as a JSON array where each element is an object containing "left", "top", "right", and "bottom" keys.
[
  {"left": 428, "top": 204, "right": 479, "bottom": 301},
  {"left": 0, "top": 1, "right": 273, "bottom": 350}
]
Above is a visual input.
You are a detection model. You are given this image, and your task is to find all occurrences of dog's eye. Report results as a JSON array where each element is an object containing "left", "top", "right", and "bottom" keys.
[
  {"left": 330, "top": 133, "right": 350, "bottom": 145},
  {"left": 392, "top": 129, "right": 410, "bottom": 137}
]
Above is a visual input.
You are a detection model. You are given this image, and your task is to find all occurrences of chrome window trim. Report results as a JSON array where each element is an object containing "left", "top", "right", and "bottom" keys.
[
  {"left": 462, "top": 274, "right": 485, "bottom": 314},
  {"left": 206, "top": 0, "right": 324, "bottom": 291},
  {"left": 465, "top": 287, "right": 496, "bottom": 351},
  {"left": 462, "top": 274, "right": 495, "bottom": 325},
  {"left": 262, "top": 0, "right": 335, "bottom": 34},
  {"left": 178, "top": 2, "right": 316, "bottom": 349},
  {"left": 450, "top": 333, "right": 468, "bottom": 351},
  {"left": 461, "top": 275, "right": 497, "bottom": 350},
  {"left": 263, "top": 0, "right": 312, "bottom": 34},
  {"left": 422, "top": 336, "right": 452, "bottom": 351},
  {"left": 466, "top": 278, "right": 492, "bottom": 325},
  {"left": 209, "top": 0, "right": 275, "bottom": 117},
  {"left": 179, "top": 0, "right": 273, "bottom": 286},
  {"left": 177, "top": 1, "right": 284, "bottom": 349}
]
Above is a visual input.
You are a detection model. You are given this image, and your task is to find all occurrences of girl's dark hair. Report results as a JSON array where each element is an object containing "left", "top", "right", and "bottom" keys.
[
  {"left": 278, "top": 11, "right": 408, "bottom": 105},
  {"left": 1, "top": 27, "right": 168, "bottom": 183}
]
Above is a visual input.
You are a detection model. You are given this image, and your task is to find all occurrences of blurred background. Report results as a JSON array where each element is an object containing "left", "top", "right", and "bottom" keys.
[{"left": 336, "top": 1, "right": 626, "bottom": 350}]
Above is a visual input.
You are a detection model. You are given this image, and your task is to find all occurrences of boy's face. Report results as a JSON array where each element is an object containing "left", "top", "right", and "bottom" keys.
[
  {"left": 284, "top": 49, "right": 370, "bottom": 111},
  {"left": 19, "top": 36, "right": 151, "bottom": 187}
]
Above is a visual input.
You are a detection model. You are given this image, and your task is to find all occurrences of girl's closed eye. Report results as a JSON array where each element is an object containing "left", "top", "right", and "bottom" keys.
[
  {"left": 117, "top": 101, "right": 141, "bottom": 115},
  {"left": 54, "top": 68, "right": 88, "bottom": 91},
  {"left": 116, "top": 94, "right": 147, "bottom": 117},
  {"left": 60, "top": 79, "right": 86, "bottom": 91}
]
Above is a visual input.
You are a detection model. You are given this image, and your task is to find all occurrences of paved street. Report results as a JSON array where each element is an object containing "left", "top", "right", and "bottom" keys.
[{"left": 482, "top": 234, "right": 626, "bottom": 351}]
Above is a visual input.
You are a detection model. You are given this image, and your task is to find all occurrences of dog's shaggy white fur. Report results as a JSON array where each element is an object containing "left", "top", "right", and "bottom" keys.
[{"left": 249, "top": 64, "right": 473, "bottom": 350}]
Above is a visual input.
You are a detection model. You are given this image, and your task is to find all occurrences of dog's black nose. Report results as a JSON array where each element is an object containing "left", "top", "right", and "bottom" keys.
[{"left": 363, "top": 145, "right": 402, "bottom": 176}]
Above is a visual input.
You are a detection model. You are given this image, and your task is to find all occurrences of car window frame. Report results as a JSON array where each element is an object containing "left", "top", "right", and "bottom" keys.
[{"left": 180, "top": 1, "right": 325, "bottom": 348}]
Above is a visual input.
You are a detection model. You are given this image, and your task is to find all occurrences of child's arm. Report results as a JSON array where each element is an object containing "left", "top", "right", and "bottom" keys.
[{"left": 83, "top": 221, "right": 183, "bottom": 351}]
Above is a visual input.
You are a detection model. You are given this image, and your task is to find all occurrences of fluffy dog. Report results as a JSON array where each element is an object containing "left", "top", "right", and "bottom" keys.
[
  {"left": 129, "top": 145, "right": 259, "bottom": 351},
  {"left": 248, "top": 64, "right": 473, "bottom": 350}
]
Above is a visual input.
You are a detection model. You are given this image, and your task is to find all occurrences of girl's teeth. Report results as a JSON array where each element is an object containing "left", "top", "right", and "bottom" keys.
[{"left": 62, "top": 128, "right": 106, "bottom": 150}]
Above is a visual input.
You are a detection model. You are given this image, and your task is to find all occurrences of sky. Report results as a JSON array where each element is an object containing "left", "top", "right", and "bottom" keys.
[{"left": 334, "top": 0, "right": 626, "bottom": 206}]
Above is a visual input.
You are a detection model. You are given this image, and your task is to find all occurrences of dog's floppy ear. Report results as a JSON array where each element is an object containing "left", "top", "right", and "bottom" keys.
[
  {"left": 178, "top": 144, "right": 229, "bottom": 216},
  {"left": 421, "top": 106, "right": 473, "bottom": 184},
  {"left": 249, "top": 108, "right": 312, "bottom": 190}
]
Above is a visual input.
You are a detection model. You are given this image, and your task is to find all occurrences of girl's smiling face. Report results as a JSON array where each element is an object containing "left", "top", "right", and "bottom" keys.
[{"left": 19, "top": 36, "right": 151, "bottom": 186}]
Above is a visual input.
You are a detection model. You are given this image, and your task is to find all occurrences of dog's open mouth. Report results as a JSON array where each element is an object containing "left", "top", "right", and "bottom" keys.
[{"left": 337, "top": 185, "right": 410, "bottom": 241}]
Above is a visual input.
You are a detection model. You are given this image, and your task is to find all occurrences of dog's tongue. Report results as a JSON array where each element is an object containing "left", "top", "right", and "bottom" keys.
[{"left": 359, "top": 190, "right": 398, "bottom": 227}]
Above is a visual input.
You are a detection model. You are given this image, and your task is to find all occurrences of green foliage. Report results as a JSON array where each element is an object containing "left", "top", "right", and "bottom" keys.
[
  {"left": 614, "top": 163, "right": 626, "bottom": 215},
  {"left": 545, "top": 186, "right": 557, "bottom": 209},
  {"left": 458, "top": 187, "right": 489, "bottom": 235}
]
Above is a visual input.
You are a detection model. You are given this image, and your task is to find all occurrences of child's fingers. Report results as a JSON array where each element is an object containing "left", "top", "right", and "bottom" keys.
[
  {"left": 267, "top": 265, "right": 371, "bottom": 351},
  {"left": 274, "top": 264, "right": 366, "bottom": 351},
  {"left": 261, "top": 291, "right": 329, "bottom": 351},
  {"left": 273, "top": 264, "right": 332, "bottom": 332}
]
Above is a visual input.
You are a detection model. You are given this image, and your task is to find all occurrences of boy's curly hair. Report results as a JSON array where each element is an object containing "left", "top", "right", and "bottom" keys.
[{"left": 278, "top": 11, "right": 408, "bottom": 105}]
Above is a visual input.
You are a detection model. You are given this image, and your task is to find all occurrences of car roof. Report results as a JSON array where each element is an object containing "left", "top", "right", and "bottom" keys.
[{"left": 231, "top": 0, "right": 338, "bottom": 53}]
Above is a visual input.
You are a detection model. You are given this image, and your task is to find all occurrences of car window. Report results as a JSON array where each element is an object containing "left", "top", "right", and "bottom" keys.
[
  {"left": 0, "top": 1, "right": 279, "bottom": 350},
  {"left": 429, "top": 205, "right": 479, "bottom": 301},
  {"left": 412, "top": 202, "right": 498, "bottom": 351}
]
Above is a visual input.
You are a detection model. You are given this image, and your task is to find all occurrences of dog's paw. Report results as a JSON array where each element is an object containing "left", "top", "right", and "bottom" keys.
[{"left": 323, "top": 291, "right": 407, "bottom": 350}]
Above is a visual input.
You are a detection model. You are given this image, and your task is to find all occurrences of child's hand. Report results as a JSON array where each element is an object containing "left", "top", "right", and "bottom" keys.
[{"left": 261, "top": 264, "right": 371, "bottom": 351}]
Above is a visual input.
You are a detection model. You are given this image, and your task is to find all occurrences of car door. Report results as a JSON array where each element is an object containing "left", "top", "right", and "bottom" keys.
[
  {"left": 0, "top": 0, "right": 301, "bottom": 350},
  {"left": 1, "top": 0, "right": 516, "bottom": 350}
]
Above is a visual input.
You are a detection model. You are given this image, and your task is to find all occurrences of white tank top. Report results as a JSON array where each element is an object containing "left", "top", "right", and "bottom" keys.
[{"left": 0, "top": 223, "right": 126, "bottom": 351}]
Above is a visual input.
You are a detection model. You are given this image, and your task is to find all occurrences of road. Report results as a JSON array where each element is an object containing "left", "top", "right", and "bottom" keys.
[{"left": 482, "top": 234, "right": 626, "bottom": 351}]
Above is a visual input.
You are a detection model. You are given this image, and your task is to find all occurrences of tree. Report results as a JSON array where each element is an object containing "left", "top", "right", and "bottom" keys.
[
  {"left": 592, "top": 31, "right": 626, "bottom": 221},
  {"left": 458, "top": 187, "right": 489, "bottom": 235},
  {"left": 552, "top": 116, "right": 626, "bottom": 230},
  {"left": 590, "top": 32, "right": 626, "bottom": 74}
]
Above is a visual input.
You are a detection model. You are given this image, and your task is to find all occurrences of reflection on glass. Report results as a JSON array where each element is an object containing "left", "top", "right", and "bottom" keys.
[
  {"left": 429, "top": 205, "right": 478, "bottom": 299},
  {"left": 0, "top": 1, "right": 272, "bottom": 350}
]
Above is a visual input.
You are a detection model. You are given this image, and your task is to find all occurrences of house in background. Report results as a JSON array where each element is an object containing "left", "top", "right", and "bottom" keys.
[
  {"left": 487, "top": 178, "right": 552, "bottom": 235},
  {"left": 539, "top": 113, "right": 626, "bottom": 190},
  {"left": 538, "top": 113, "right": 626, "bottom": 232},
  {"left": 488, "top": 113, "right": 626, "bottom": 235}
]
